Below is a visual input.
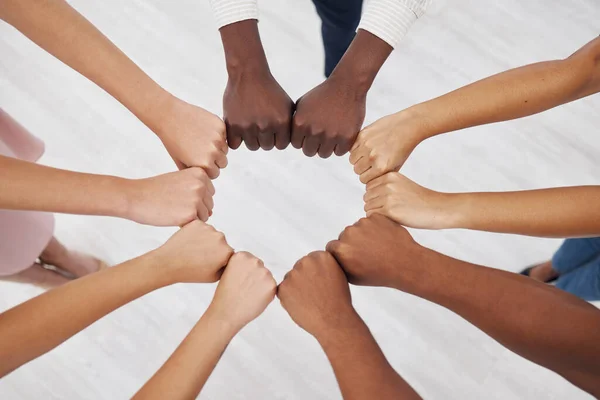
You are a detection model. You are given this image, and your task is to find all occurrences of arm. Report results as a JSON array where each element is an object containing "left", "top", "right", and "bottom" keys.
[
  {"left": 278, "top": 251, "right": 420, "bottom": 399},
  {"left": 0, "top": 155, "right": 215, "bottom": 226},
  {"left": 0, "top": 0, "right": 227, "bottom": 176},
  {"left": 291, "top": 0, "right": 430, "bottom": 158},
  {"left": 209, "top": 0, "right": 294, "bottom": 151},
  {"left": 351, "top": 36, "right": 600, "bottom": 183},
  {"left": 327, "top": 215, "right": 600, "bottom": 398},
  {"left": 364, "top": 172, "right": 600, "bottom": 238},
  {"left": 133, "top": 252, "right": 276, "bottom": 400},
  {"left": 0, "top": 221, "right": 233, "bottom": 378}
]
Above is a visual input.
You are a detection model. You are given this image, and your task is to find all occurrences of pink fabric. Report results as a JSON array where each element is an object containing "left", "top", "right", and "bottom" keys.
[{"left": 0, "top": 109, "right": 55, "bottom": 276}]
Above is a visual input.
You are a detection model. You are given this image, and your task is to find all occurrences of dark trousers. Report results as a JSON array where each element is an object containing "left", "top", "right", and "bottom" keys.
[{"left": 312, "top": 0, "right": 364, "bottom": 77}]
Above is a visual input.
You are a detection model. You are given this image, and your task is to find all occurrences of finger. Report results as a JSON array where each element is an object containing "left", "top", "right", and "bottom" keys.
[
  {"left": 353, "top": 157, "right": 372, "bottom": 175},
  {"left": 205, "top": 176, "right": 216, "bottom": 196},
  {"left": 363, "top": 185, "right": 386, "bottom": 202},
  {"left": 216, "top": 137, "right": 229, "bottom": 155},
  {"left": 258, "top": 130, "right": 276, "bottom": 151},
  {"left": 317, "top": 138, "right": 336, "bottom": 159},
  {"left": 360, "top": 167, "right": 383, "bottom": 184},
  {"left": 215, "top": 151, "right": 228, "bottom": 169},
  {"left": 204, "top": 163, "right": 220, "bottom": 180},
  {"left": 196, "top": 202, "right": 210, "bottom": 222},
  {"left": 203, "top": 191, "right": 215, "bottom": 213},
  {"left": 275, "top": 121, "right": 292, "bottom": 150},
  {"left": 290, "top": 123, "right": 306, "bottom": 149},
  {"left": 302, "top": 134, "right": 321, "bottom": 157},
  {"left": 350, "top": 135, "right": 362, "bottom": 152},
  {"left": 325, "top": 240, "right": 341, "bottom": 256},
  {"left": 366, "top": 174, "right": 389, "bottom": 191},
  {"left": 349, "top": 147, "right": 365, "bottom": 165},
  {"left": 333, "top": 139, "right": 352, "bottom": 156},
  {"left": 364, "top": 196, "right": 386, "bottom": 212},
  {"left": 242, "top": 125, "right": 260, "bottom": 151},
  {"left": 225, "top": 121, "right": 243, "bottom": 150}
]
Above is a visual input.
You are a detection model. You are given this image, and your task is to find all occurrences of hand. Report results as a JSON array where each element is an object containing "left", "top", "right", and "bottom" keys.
[
  {"left": 153, "top": 98, "right": 228, "bottom": 179},
  {"left": 292, "top": 76, "right": 366, "bottom": 158},
  {"left": 277, "top": 251, "right": 358, "bottom": 339},
  {"left": 223, "top": 72, "right": 294, "bottom": 151},
  {"left": 208, "top": 252, "right": 277, "bottom": 331},
  {"left": 124, "top": 168, "right": 215, "bottom": 226},
  {"left": 364, "top": 173, "right": 459, "bottom": 230},
  {"left": 350, "top": 110, "right": 428, "bottom": 183},
  {"left": 326, "top": 215, "right": 428, "bottom": 290},
  {"left": 154, "top": 221, "right": 234, "bottom": 284}
]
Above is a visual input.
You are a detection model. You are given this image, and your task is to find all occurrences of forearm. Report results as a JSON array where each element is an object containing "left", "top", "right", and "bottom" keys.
[
  {"left": 317, "top": 311, "right": 421, "bottom": 400},
  {"left": 0, "top": 155, "right": 131, "bottom": 217},
  {"left": 133, "top": 308, "right": 236, "bottom": 400},
  {"left": 219, "top": 19, "right": 269, "bottom": 77},
  {"left": 405, "top": 37, "right": 600, "bottom": 140},
  {"left": 448, "top": 186, "right": 600, "bottom": 238},
  {"left": 331, "top": 29, "right": 393, "bottom": 95},
  {"left": 0, "top": 252, "right": 170, "bottom": 377},
  {"left": 399, "top": 249, "right": 600, "bottom": 397},
  {"left": 0, "top": 0, "right": 171, "bottom": 129}
]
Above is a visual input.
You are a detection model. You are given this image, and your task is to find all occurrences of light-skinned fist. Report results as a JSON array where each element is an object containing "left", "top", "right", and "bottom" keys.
[
  {"left": 208, "top": 252, "right": 277, "bottom": 331},
  {"left": 364, "top": 173, "right": 459, "bottom": 230},
  {"left": 124, "top": 167, "right": 215, "bottom": 226},
  {"left": 154, "top": 221, "right": 234, "bottom": 284}
]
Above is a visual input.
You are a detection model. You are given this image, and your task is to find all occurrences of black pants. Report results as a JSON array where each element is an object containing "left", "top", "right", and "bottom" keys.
[{"left": 312, "top": 0, "right": 364, "bottom": 77}]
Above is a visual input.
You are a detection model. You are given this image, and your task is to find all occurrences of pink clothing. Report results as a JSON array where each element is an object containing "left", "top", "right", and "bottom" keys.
[{"left": 0, "top": 109, "right": 55, "bottom": 276}]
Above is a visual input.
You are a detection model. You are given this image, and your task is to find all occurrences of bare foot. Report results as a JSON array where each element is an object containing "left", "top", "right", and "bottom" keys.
[
  {"left": 528, "top": 260, "right": 560, "bottom": 282},
  {"left": 39, "top": 237, "right": 107, "bottom": 279}
]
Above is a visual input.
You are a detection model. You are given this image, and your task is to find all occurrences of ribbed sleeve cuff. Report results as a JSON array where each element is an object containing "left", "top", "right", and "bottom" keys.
[
  {"left": 209, "top": 0, "right": 259, "bottom": 29},
  {"left": 358, "top": 0, "right": 429, "bottom": 48}
]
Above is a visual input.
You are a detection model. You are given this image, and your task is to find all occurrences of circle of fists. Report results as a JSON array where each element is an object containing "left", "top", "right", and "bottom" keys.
[{"left": 160, "top": 212, "right": 426, "bottom": 337}]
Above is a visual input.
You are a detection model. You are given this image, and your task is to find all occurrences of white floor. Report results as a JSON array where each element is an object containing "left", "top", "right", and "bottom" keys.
[{"left": 1, "top": 0, "right": 599, "bottom": 399}]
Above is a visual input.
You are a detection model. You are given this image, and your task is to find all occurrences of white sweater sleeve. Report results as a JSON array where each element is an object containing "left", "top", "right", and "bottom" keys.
[
  {"left": 208, "top": 0, "right": 259, "bottom": 29},
  {"left": 358, "top": 0, "right": 431, "bottom": 48}
]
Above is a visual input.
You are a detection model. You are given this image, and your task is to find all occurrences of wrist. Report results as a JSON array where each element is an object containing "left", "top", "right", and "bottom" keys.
[
  {"left": 445, "top": 193, "right": 474, "bottom": 230},
  {"left": 220, "top": 20, "right": 270, "bottom": 79},
  {"left": 329, "top": 29, "right": 392, "bottom": 95},
  {"left": 131, "top": 250, "right": 175, "bottom": 289},
  {"left": 316, "top": 310, "right": 367, "bottom": 348},
  {"left": 96, "top": 175, "right": 131, "bottom": 220},
  {"left": 203, "top": 304, "right": 242, "bottom": 340}
]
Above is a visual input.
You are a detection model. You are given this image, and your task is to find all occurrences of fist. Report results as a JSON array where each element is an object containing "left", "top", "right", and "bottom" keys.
[
  {"left": 326, "top": 215, "right": 426, "bottom": 289},
  {"left": 155, "top": 99, "right": 228, "bottom": 179},
  {"left": 277, "top": 251, "right": 356, "bottom": 339},
  {"left": 364, "top": 173, "right": 458, "bottom": 230},
  {"left": 350, "top": 111, "right": 425, "bottom": 183},
  {"left": 155, "top": 221, "right": 234, "bottom": 283},
  {"left": 125, "top": 168, "right": 215, "bottom": 226},
  {"left": 209, "top": 252, "right": 277, "bottom": 331},
  {"left": 291, "top": 78, "right": 366, "bottom": 158},
  {"left": 224, "top": 72, "right": 294, "bottom": 151}
]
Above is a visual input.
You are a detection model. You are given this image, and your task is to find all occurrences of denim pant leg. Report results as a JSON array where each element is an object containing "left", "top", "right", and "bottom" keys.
[
  {"left": 311, "top": 0, "right": 363, "bottom": 77},
  {"left": 555, "top": 257, "right": 600, "bottom": 301},
  {"left": 551, "top": 237, "right": 600, "bottom": 275}
]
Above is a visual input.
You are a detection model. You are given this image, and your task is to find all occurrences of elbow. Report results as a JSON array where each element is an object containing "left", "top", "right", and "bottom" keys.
[{"left": 566, "top": 37, "right": 600, "bottom": 96}]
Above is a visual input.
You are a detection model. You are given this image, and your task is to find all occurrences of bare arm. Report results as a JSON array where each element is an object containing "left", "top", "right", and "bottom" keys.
[
  {"left": 328, "top": 215, "right": 600, "bottom": 398},
  {"left": 351, "top": 36, "right": 600, "bottom": 183},
  {"left": 0, "top": 155, "right": 216, "bottom": 226},
  {"left": 0, "top": 221, "right": 233, "bottom": 378},
  {"left": 0, "top": 0, "right": 227, "bottom": 176},
  {"left": 364, "top": 173, "right": 600, "bottom": 238},
  {"left": 133, "top": 252, "right": 276, "bottom": 400},
  {"left": 278, "top": 251, "right": 420, "bottom": 400}
]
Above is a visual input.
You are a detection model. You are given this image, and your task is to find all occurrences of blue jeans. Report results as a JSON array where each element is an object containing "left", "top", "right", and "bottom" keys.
[
  {"left": 312, "top": 0, "right": 363, "bottom": 77},
  {"left": 552, "top": 238, "right": 600, "bottom": 301}
]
